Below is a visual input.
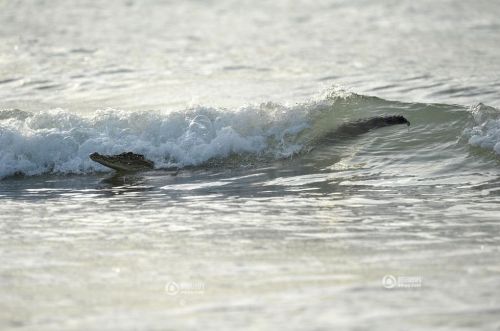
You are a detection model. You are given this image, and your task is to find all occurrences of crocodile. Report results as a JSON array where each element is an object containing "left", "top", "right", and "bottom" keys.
[
  {"left": 89, "top": 115, "right": 410, "bottom": 172},
  {"left": 89, "top": 152, "right": 155, "bottom": 172}
]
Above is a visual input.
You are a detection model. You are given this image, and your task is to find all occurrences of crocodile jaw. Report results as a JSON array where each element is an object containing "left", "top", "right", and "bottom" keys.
[{"left": 89, "top": 152, "right": 154, "bottom": 172}]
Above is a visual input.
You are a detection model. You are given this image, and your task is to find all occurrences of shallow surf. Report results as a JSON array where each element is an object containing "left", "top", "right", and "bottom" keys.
[
  {"left": 2, "top": 0, "right": 500, "bottom": 330},
  {"left": 2, "top": 91, "right": 500, "bottom": 330}
]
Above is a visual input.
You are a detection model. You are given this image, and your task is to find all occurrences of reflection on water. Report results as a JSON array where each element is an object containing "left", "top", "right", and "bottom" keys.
[{"left": 1, "top": 137, "right": 500, "bottom": 330}]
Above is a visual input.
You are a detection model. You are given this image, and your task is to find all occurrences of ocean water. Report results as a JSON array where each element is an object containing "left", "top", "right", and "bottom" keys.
[{"left": 1, "top": 1, "right": 500, "bottom": 330}]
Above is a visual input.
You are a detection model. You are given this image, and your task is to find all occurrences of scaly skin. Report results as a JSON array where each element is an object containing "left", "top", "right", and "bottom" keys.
[{"left": 89, "top": 152, "right": 154, "bottom": 172}]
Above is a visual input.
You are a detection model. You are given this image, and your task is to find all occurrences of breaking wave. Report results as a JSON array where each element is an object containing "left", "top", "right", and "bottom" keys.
[{"left": 1, "top": 89, "right": 499, "bottom": 179}]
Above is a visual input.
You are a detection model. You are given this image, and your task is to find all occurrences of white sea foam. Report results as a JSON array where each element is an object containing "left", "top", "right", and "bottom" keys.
[
  {"left": 0, "top": 100, "right": 333, "bottom": 178},
  {"left": 465, "top": 103, "right": 500, "bottom": 155}
]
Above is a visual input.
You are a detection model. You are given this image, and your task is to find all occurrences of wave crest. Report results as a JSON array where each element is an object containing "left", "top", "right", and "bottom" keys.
[{"left": 1, "top": 97, "right": 330, "bottom": 177}]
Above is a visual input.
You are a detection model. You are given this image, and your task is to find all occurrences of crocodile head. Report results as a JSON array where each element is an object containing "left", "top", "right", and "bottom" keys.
[{"left": 89, "top": 152, "right": 155, "bottom": 172}]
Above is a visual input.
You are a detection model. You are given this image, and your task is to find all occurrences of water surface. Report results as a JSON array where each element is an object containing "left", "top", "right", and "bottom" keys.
[{"left": 1, "top": 0, "right": 500, "bottom": 330}]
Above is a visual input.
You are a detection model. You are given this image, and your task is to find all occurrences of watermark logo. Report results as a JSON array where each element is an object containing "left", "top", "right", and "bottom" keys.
[
  {"left": 382, "top": 275, "right": 397, "bottom": 289},
  {"left": 165, "top": 281, "right": 205, "bottom": 296},
  {"left": 382, "top": 274, "right": 422, "bottom": 289}
]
